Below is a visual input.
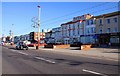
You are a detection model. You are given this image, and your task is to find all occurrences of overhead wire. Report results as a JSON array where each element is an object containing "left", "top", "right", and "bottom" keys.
[
  {"left": 40, "top": 1, "right": 115, "bottom": 24},
  {"left": 40, "top": 5, "right": 118, "bottom": 26},
  {"left": 15, "top": 1, "right": 117, "bottom": 35}
]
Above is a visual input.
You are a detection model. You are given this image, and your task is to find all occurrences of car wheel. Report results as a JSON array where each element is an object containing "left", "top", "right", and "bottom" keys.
[
  {"left": 16, "top": 47, "right": 18, "bottom": 50},
  {"left": 26, "top": 47, "right": 28, "bottom": 50},
  {"left": 20, "top": 46, "right": 23, "bottom": 50},
  {"left": 16, "top": 46, "right": 17, "bottom": 49}
]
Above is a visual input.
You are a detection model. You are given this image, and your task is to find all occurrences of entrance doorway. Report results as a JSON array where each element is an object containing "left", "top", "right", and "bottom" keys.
[{"left": 98, "top": 35, "right": 110, "bottom": 46}]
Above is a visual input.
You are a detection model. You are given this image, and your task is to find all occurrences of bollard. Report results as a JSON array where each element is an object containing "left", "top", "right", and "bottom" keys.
[{"left": 36, "top": 46, "right": 38, "bottom": 49}]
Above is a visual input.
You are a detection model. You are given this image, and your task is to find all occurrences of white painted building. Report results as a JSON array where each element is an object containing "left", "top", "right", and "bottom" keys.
[
  {"left": 83, "top": 17, "right": 96, "bottom": 44},
  {"left": 44, "top": 14, "right": 93, "bottom": 45},
  {"left": 61, "top": 14, "right": 92, "bottom": 44},
  {"left": 52, "top": 27, "right": 62, "bottom": 44}
]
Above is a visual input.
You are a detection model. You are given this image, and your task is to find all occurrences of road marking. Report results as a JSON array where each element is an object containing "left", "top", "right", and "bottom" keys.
[
  {"left": 10, "top": 49, "right": 28, "bottom": 56},
  {"left": 82, "top": 69, "right": 108, "bottom": 76},
  {"left": 35, "top": 57, "right": 56, "bottom": 64},
  {"left": 18, "top": 51, "right": 28, "bottom": 55}
]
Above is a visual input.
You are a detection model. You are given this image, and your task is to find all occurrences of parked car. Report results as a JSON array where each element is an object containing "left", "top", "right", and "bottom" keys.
[
  {"left": 27, "top": 43, "right": 37, "bottom": 47},
  {"left": 16, "top": 41, "right": 28, "bottom": 50},
  {"left": 1, "top": 41, "right": 4, "bottom": 46}
]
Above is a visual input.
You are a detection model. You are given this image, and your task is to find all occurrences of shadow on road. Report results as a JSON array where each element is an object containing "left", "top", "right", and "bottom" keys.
[
  {"left": 103, "top": 52, "right": 120, "bottom": 53},
  {"left": 54, "top": 58, "right": 119, "bottom": 66},
  {"left": 9, "top": 47, "right": 16, "bottom": 50}
]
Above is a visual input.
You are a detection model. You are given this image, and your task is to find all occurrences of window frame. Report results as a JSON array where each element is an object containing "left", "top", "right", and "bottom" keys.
[{"left": 107, "top": 19, "right": 110, "bottom": 24}]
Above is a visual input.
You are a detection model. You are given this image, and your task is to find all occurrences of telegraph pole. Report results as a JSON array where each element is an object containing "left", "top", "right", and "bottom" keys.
[
  {"left": 37, "top": 5, "right": 40, "bottom": 49},
  {"left": 9, "top": 30, "right": 12, "bottom": 43},
  {"left": 11, "top": 24, "right": 14, "bottom": 44},
  {"left": 9, "top": 24, "right": 14, "bottom": 45}
]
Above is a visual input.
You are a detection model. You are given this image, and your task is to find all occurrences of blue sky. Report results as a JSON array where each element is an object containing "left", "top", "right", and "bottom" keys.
[{"left": 2, "top": 2, "right": 118, "bottom": 37}]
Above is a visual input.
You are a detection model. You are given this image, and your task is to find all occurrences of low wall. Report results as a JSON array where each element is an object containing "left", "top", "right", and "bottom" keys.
[
  {"left": 81, "top": 44, "right": 92, "bottom": 50},
  {"left": 54, "top": 44, "right": 70, "bottom": 49},
  {"left": 44, "top": 44, "right": 54, "bottom": 48},
  {"left": 44, "top": 44, "right": 92, "bottom": 50}
]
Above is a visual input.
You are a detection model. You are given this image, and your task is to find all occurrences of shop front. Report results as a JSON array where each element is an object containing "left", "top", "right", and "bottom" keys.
[
  {"left": 80, "top": 34, "right": 96, "bottom": 44},
  {"left": 98, "top": 33, "right": 110, "bottom": 45},
  {"left": 110, "top": 32, "right": 120, "bottom": 46},
  {"left": 97, "top": 32, "right": 120, "bottom": 46}
]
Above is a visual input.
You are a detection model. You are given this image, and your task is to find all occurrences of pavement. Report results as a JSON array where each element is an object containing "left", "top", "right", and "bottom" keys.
[
  {"left": 4, "top": 44, "right": 119, "bottom": 61},
  {"left": 38, "top": 47, "right": 119, "bottom": 61}
]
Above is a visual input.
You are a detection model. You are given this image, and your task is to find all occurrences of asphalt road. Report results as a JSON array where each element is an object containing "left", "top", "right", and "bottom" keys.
[{"left": 2, "top": 46, "right": 119, "bottom": 75}]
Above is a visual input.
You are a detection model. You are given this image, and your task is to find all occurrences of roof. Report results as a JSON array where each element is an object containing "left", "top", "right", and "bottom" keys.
[
  {"left": 94, "top": 11, "right": 120, "bottom": 18},
  {"left": 61, "top": 20, "right": 86, "bottom": 26},
  {"left": 61, "top": 11, "right": 120, "bottom": 26}
]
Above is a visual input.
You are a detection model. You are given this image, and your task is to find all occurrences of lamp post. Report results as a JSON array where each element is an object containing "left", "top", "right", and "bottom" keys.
[
  {"left": 37, "top": 5, "right": 40, "bottom": 49},
  {"left": 12, "top": 24, "right": 14, "bottom": 44},
  {"left": 9, "top": 24, "right": 14, "bottom": 45}
]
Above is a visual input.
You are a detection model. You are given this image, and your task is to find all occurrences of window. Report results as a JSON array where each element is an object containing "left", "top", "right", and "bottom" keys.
[
  {"left": 114, "top": 18, "right": 117, "bottom": 23},
  {"left": 73, "top": 30, "right": 75, "bottom": 36},
  {"left": 69, "top": 24, "right": 71, "bottom": 29},
  {"left": 73, "top": 24, "right": 75, "bottom": 29},
  {"left": 91, "top": 20, "right": 93, "bottom": 25},
  {"left": 99, "top": 19, "right": 102, "bottom": 25},
  {"left": 99, "top": 29, "right": 102, "bottom": 34},
  {"left": 78, "top": 30, "right": 80, "bottom": 35},
  {"left": 87, "top": 20, "right": 89, "bottom": 25},
  {"left": 78, "top": 24, "right": 79, "bottom": 29},
  {"left": 65, "top": 26, "right": 67, "bottom": 30},
  {"left": 94, "top": 28, "right": 96, "bottom": 33},
  {"left": 78, "top": 22, "right": 79, "bottom": 26},
  {"left": 107, "top": 28, "right": 110, "bottom": 33},
  {"left": 87, "top": 28, "right": 90, "bottom": 34},
  {"left": 91, "top": 27, "right": 95, "bottom": 33},
  {"left": 62, "top": 31, "right": 64, "bottom": 36},
  {"left": 107, "top": 19, "right": 110, "bottom": 24},
  {"left": 69, "top": 31, "right": 70, "bottom": 36},
  {"left": 113, "top": 27, "right": 117, "bottom": 32},
  {"left": 62, "top": 26, "right": 64, "bottom": 30},
  {"left": 65, "top": 31, "right": 67, "bottom": 36}
]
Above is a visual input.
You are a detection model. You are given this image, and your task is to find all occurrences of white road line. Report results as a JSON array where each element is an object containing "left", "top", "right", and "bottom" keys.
[
  {"left": 18, "top": 51, "right": 28, "bottom": 55},
  {"left": 10, "top": 49, "right": 28, "bottom": 56},
  {"left": 82, "top": 69, "right": 108, "bottom": 76},
  {"left": 35, "top": 57, "right": 56, "bottom": 64}
]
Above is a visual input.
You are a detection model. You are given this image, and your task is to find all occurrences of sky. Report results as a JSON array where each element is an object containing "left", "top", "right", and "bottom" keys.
[{"left": 1, "top": 2, "right": 119, "bottom": 37}]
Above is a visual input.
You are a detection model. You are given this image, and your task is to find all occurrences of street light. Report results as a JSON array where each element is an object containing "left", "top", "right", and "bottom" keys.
[
  {"left": 37, "top": 5, "right": 41, "bottom": 49},
  {"left": 9, "top": 24, "right": 14, "bottom": 45}
]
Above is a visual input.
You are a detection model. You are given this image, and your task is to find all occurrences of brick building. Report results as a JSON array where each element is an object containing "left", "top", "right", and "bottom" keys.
[{"left": 29, "top": 32, "right": 45, "bottom": 44}]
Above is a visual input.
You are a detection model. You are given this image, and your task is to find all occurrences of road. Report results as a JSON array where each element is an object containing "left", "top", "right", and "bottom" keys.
[{"left": 2, "top": 46, "right": 119, "bottom": 76}]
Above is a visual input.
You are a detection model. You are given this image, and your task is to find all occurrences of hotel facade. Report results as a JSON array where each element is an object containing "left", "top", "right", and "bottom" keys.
[
  {"left": 61, "top": 14, "right": 92, "bottom": 44},
  {"left": 95, "top": 11, "right": 120, "bottom": 46},
  {"left": 49, "top": 11, "right": 120, "bottom": 46}
]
